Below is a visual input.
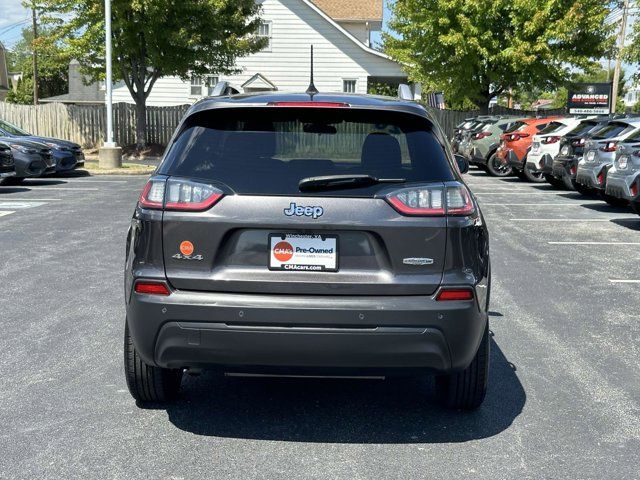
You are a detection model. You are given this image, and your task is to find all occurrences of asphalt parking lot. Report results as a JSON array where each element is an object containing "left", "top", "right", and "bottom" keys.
[{"left": 1, "top": 172, "right": 638, "bottom": 479}]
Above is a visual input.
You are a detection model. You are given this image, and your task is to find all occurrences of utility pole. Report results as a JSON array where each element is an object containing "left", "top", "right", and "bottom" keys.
[
  {"left": 611, "top": 0, "right": 630, "bottom": 113},
  {"left": 98, "top": 0, "right": 122, "bottom": 168},
  {"left": 31, "top": 3, "right": 39, "bottom": 105}
]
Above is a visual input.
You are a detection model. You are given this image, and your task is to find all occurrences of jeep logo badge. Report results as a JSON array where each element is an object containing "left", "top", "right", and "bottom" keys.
[{"left": 284, "top": 202, "right": 324, "bottom": 219}]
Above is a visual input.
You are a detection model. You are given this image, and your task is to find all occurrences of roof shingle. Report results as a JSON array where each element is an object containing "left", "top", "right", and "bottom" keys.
[{"left": 310, "top": 0, "right": 382, "bottom": 21}]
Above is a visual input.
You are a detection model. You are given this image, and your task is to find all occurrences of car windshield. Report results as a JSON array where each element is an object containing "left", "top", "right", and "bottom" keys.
[
  {"left": 566, "top": 121, "right": 598, "bottom": 137},
  {"left": 622, "top": 127, "right": 640, "bottom": 143},
  {"left": 537, "top": 121, "right": 565, "bottom": 134},
  {"left": 160, "top": 107, "right": 454, "bottom": 197},
  {"left": 591, "top": 122, "right": 635, "bottom": 140},
  {"left": 504, "top": 121, "right": 526, "bottom": 133},
  {"left": 0, "top": 120, "right": 29, "bottom": 136}
]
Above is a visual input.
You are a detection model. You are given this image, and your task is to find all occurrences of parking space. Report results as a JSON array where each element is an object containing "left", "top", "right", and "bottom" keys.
[{"left": 1, "top": 172, "right": 639, "bottom": 479}]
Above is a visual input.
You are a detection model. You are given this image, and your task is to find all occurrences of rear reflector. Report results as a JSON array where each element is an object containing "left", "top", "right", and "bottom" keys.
[
  {"left": 597, "top": 172, "right": 605, "bottom": 185},
  {"left": 436, "top": 288, "right": 474, "bottom": 301},
  {"left": 138, "top": 177, "right": 224, "bottom": 211},
  {"left": 268, "top": 101, "right": 350, "bottom": 108},
  {"left": 134, "top": 281, "right": 170, "bottom": 296},
  {"left": 386, "top": 184, "right": 474, "bottom": 216},
  {"left": 631, "top": 183, "right": 638, "bottom": 197}
]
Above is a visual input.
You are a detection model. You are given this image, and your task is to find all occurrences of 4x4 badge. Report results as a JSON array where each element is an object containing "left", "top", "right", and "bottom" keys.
[
  {"left": 403, "top": 257, "right": 434, "bottom": 265},
  {"left": 284, "top": 202, "right": 324, "bottom": 219}
]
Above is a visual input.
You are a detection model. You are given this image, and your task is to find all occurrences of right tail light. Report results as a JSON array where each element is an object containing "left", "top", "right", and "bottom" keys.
[{"left": 385, "top": 184, "right": 475, "bottom": 216}]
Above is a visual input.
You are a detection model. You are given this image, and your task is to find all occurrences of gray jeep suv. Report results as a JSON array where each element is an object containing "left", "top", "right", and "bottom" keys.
[{"left": 124, "top": 93, "right": 491, "bottom": 410}]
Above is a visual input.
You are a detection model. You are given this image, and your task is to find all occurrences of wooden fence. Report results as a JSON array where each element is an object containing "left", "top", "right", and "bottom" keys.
[
  {"left": 0, "top": 100, "right": 566, "bottom": 149},
  {"left": 0, "top": 102, "right": 189, "bottom": 148}
]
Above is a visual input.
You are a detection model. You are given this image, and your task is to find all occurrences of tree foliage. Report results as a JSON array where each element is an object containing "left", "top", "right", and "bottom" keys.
[
  {"left": 39, "top": 0, "right": 266, "bottom": 148},
  {"left": 385, "top": 0, "right": 614, "bottom": 112},
  {"left": 5, "top": 25, "right": 70, "bottom": 104}
]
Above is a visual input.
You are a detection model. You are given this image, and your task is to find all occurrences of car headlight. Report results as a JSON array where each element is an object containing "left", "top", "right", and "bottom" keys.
[{"left": 10, "top": 144, "right": 35, "bottom": 154}]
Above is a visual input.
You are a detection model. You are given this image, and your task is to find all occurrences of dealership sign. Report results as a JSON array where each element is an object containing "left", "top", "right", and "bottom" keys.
[{"left": 567, "top": 83, "right": 612, "bottom": 115}]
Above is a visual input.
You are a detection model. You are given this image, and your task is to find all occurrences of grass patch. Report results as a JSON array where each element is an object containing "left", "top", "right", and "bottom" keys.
[{"left": 82, "top": 160, "right": 156, "bottom": 175}]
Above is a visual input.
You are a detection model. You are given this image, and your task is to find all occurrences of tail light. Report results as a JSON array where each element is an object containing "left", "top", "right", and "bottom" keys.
[
  {"left": 542, "top": 136, "right": 561, "bottom": 144},
  {"left": 507, "top": 132, "right": 529, "bottom": 141},
  {"left": 570, "top": 166, "right": 577, "bottom": 175},
  {"left": 571, "top": 138, "right": 586, "bottom": 147},
  {"left": 473, "top": 131, "right": 492, "bottom": 140},
  {"left": 631, "top": 183, "right": 638, "bottom": 197},
  {"left": 600, "top": 142, "right": 617, "bottom": 152},
  {"left": 385, "top": 184, "right": 474, "bottom": 216},
  {"left": 632, "top": 150, "right": 640, "bottom": 157},
  {"left": 139, "top": 177, "right": 224, "bottom": 211},
  {"left": 436, "top": 288, "right": 474, "bottom": 301},
  {"left": 134, "top": 281, "right": 170, "bottom": 296},
  {"left": 597, "top": 172, "right": 605, "bottom": 185}
]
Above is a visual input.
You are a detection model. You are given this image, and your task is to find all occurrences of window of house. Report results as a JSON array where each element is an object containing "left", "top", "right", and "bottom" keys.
[
  {"left": 343, "top": 79, "right": 357, "bottom": 93},
  {"left": 190, "top": 75, "right": 219, "bottom": 96},
  {"left": 257, "top": 22, "right": 272, "bottom": 51}
]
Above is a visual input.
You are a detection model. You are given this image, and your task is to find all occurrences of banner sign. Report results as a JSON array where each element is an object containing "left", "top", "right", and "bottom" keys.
[{"left": 567, "top": 83, "right": 612, "bottom": 115}]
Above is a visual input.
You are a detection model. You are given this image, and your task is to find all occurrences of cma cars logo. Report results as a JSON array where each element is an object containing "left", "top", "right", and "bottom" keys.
[{"left": 283, "top": 202, "right": 324, "bottom": 219}]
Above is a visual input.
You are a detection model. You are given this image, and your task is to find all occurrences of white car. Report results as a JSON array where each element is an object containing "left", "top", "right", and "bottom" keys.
[{"left": 526, "top": 117, "right": 595, "bottom": 176}]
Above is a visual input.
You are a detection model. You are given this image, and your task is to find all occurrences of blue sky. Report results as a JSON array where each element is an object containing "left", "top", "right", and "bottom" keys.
[{"left": 0, "top": 0, "right": 31, "bottom": 49}]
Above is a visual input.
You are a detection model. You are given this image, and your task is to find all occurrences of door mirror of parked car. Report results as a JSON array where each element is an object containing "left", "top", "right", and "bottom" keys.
[{"left": 454, "top": 154, "right": 469, "bottom": 174}]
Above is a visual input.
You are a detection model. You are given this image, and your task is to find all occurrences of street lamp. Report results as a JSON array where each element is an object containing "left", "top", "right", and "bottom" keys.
[{"left": 99, "top": 0, "right": 122, "bottom": 168}]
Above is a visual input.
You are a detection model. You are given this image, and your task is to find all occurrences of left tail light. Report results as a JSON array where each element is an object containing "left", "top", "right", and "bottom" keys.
[
  {"left": 473, "top": 131, "right": 492, "bottom": 140},
  {"left": 542, "top": 136, "right": 561, "bottom": 144},
  {"left": 600, "top": 142, "right": 617, "bottom": 153},
  {"left": 139, "top": 177, "right": 224, "bottom": 211},
  {"left": 385, "top": 184, "right": 475, "bottom": 216}
]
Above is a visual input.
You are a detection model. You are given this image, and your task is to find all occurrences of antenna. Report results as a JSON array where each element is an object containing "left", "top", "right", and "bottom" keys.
[{"left": 306, "top": 45, "right": 319, "bottom": 97}]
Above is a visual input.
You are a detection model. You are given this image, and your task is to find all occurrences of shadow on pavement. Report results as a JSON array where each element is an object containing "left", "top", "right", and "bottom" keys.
[
  {"left": 581, "top": 203, "right": 631, "bottom": 214},
  {"left": 19, "top": 179, "right": 68, "bottom": 186},
  {"left": 54, "top": 170, "right": 91, "bottom": 178},
  {"left": 611, "top": 218, "right": 640, "bottom": 230},
  {"left": 0, "top": 187, "right": 31, "bottom": 194},
  {"left": 157, "top": 334, "right": 525, "bottom": 443}
]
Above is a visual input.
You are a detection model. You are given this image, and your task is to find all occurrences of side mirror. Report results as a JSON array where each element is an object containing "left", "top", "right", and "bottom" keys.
[{"left": 454, "top": 154, "right": 469, "bottom": 174}]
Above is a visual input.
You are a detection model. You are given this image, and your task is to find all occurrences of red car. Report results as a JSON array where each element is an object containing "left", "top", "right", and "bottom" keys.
[{"left": 496, "top": 116, "right": 563, "bottom": 182}]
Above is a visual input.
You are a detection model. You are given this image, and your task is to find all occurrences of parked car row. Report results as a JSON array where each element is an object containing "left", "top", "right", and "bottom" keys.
[
  {"left": 454, "top": 114, "right": 640, "bottom": 216},
  {"left": 0, "top": 120, "right": 85, "bottom": 185}
]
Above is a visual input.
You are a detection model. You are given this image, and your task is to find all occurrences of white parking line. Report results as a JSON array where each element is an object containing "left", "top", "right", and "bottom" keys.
[
  {"left": 548, "top": 241, "right": 640, "bottom": 245},
  {"left": 474, "top": 192, "right": 580, "bottom": 195},
  {"left": 0, "top": 211, "right": 15, "bottom": 217},
  {"left": 55, "top": 179, "right": 128, "bottom": 183},
  {"left": 0, "top": 198, "right": 62, "bottom": 201},
  {"left": 2, "top": 187, "right": 100, "bottom": 191},
  {"left": 609, "top": 279, "right": 640, "bottom": 283},
  {"left": 0, "top": 202, "right": 46, "bottom": 209}
]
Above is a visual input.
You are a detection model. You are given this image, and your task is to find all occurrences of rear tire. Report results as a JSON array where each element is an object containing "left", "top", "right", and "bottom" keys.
[
  {"left": 436, "top": 320, "right": 489, "bottom": 410},
  {"left": 486, "top": 153, "right": 512, "bottom": 177},
  {"left": 631, "top": 201, "right": 640, "bottom": 216},
  {"left": 600, "top": 192, "right": 629, "bottom": 207},
  {"left": 544, "top": 174, "right": 563, "bottom": 188},
  {"left": 562, "top": 175, "right": 576, "bottom": 191},
  {"left": 522, "top": 165, "right": 546, "bottom": 183},
  {"left": 124, "top": 321, "right": 182, "bottom": 403}
]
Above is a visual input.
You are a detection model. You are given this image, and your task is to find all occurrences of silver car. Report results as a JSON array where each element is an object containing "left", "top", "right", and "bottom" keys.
[
  {"left": 605, "top": 140, "right": 640, "bottom": 214},
  {"left": 576, "top": 120, "right": 640, "bottom": 202}
]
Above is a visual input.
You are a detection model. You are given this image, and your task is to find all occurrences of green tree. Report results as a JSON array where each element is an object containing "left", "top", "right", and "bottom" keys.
[
  {"left": 5, "top": 25, "right": 70, "bottom": 104},
  {"left": 40, "top": 0, "right": 265, "bottom": 149},
  {"left": 384, "top": 0, "right": 614, "bottom": 113}
]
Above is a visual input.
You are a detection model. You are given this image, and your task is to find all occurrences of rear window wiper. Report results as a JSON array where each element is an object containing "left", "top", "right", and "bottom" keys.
[{"left": 298, "top": 174, "right": 406, "bottom": 192}]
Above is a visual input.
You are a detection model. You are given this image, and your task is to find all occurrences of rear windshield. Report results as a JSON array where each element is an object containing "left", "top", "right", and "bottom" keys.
[
  {"left": 537, "top": 121, "right": 564, "bottom": 134},
  {"left": 567, "top": 120, "right": 598, "bottom": 137},
  {"left": 504, "top": 121, "right": 526, "bottom": 133},
  {"left": 160, "top": 107, "right": 454, "bottom": 196},
  {"left": 591, "top": 122, "right": 635, "bottom": 140},
  {"left": 622, "top": 127, "right": 640, "bottom": 143}
]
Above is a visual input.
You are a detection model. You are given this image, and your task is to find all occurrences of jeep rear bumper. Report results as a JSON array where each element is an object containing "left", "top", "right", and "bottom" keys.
[{"left": 127, "top": 289, "right": 488, "bottom": 374}]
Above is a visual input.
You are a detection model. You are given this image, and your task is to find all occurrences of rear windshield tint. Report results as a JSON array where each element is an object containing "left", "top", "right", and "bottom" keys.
[
  {"left": 567, "top": 120, "right": 598, "bottom": 137},
  {"left": 537, "top": 121, "right": 564, "bottom": 134},
  {"left": 592, "top": 123, "right": 635, "bottom": 139},
  {"left": 622, "top": 127, "right": 640, "bottom": 143},
  {"left": 504, "top": 121, "right": 526, "bottom": 133},
  {"left": 160, "top": 107, "right": 454, "bottom": 196}
]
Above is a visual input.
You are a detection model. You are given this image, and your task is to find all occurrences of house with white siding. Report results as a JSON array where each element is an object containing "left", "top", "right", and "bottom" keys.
[{"left": 110, "top": 0, "right": 408, "bottom": 106}]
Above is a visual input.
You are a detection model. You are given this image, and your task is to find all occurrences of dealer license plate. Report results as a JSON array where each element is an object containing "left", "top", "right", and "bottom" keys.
[{"left": 269, "top": 234, "right": 338, "bottom": 272}]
